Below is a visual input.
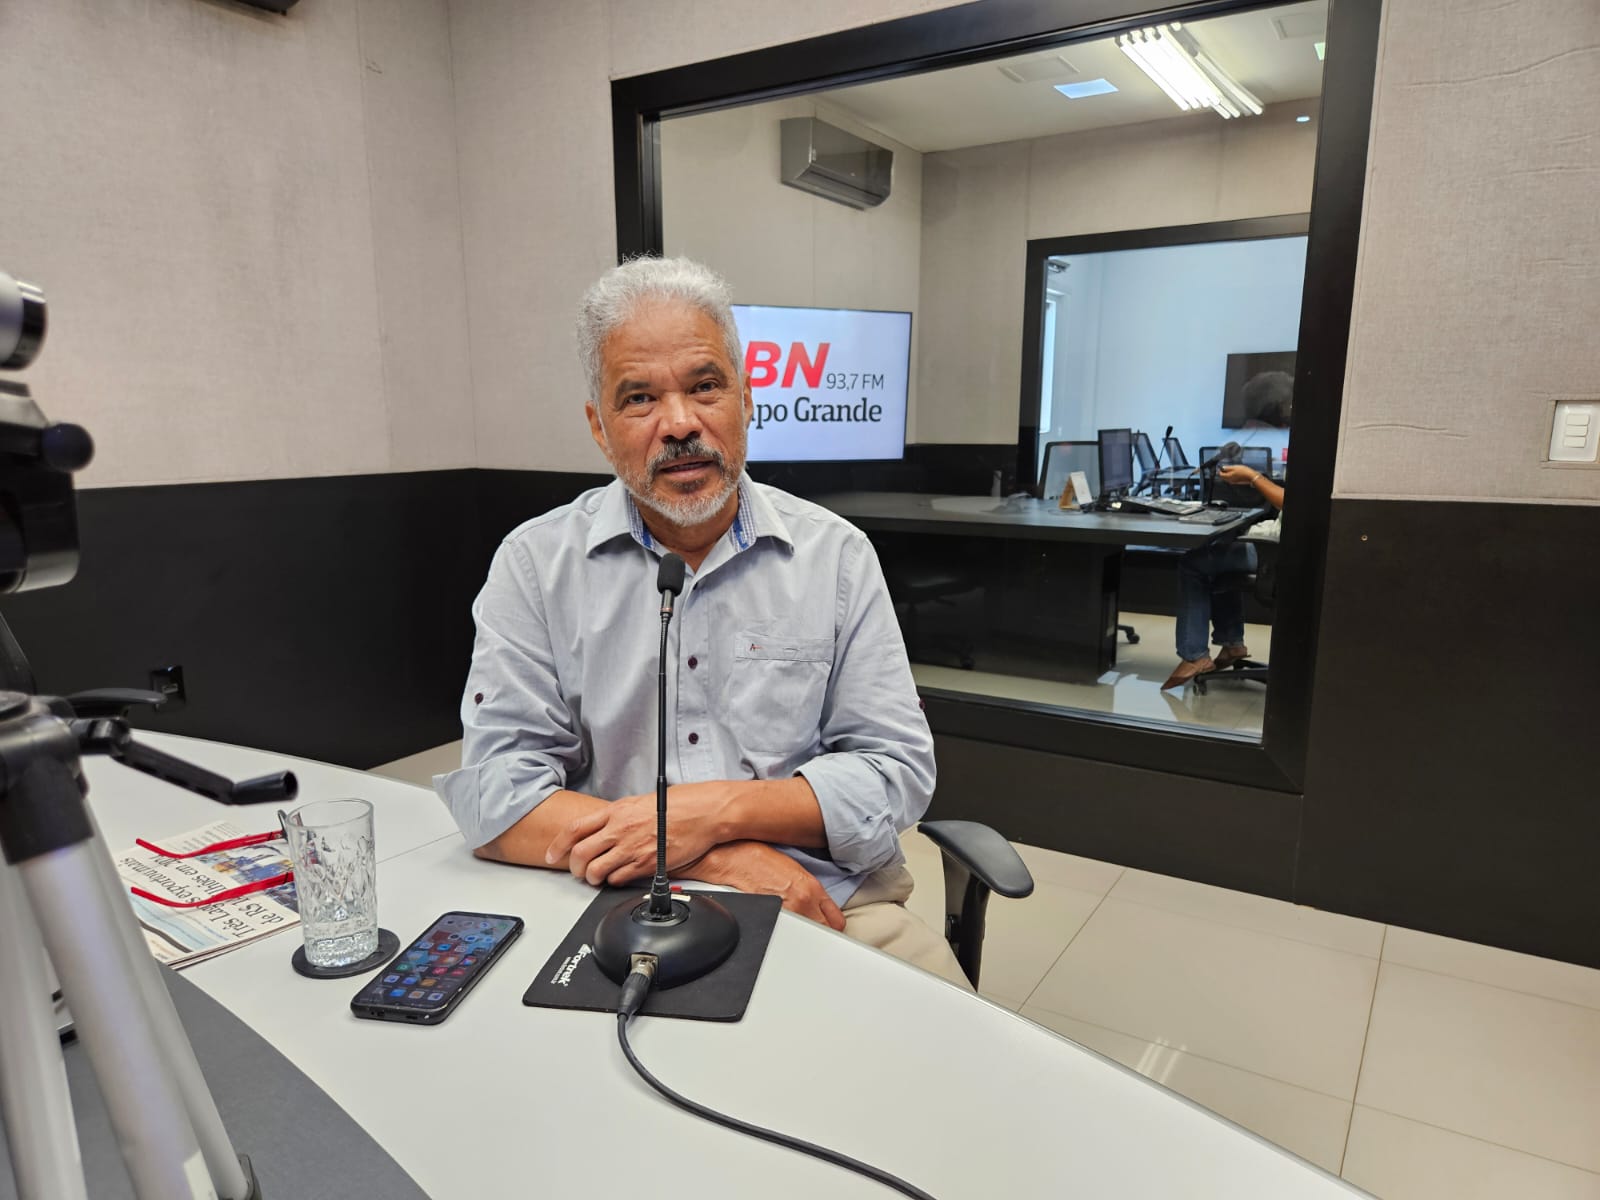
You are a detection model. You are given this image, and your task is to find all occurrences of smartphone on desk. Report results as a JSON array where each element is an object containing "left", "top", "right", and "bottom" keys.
[{"left": 351, "top": 911, "right": 523, "bottom": 1025}]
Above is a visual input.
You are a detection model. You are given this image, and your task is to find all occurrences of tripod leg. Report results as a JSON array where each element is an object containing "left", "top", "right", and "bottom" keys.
[
  {"left": 79, "top": 814, "right": 255, "bottom": 1198},
  {"left": 22, "top": 840, "right": 223, "bottom": 1200},
  {"left": 0, "top": 860, "right": 88, "bottom": 1200}
]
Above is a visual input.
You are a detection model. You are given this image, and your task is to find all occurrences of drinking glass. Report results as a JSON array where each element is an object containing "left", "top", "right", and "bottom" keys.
[{"left": 283, "top": 798, "right": 377, "bottom": 968}]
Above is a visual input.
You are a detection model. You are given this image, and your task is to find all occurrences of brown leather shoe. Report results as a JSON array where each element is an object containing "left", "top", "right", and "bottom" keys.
[
  {"left": 1214, "top": 644, "right": 1251, "bottom": 669},
  {"left": 1162, "top": 656, "right": 1215, "bottom": 690}
]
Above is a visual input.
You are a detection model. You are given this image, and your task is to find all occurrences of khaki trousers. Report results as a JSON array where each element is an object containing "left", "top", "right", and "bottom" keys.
[{"left": 841, "top": 864, "right": 972, "bottom": 990}]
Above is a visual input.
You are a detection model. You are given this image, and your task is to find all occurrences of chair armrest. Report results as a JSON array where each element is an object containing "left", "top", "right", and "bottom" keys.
[
  {"left": 66, "top": 688, "right": 167, "bottom": 719},
  {"left": 918, "top": 820, "right": 1034, "bottom": 899}
]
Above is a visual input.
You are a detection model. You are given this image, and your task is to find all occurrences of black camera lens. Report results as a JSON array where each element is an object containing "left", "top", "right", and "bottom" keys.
[{"left": 0, "top": 272, "right": 47, "bottom": 371}]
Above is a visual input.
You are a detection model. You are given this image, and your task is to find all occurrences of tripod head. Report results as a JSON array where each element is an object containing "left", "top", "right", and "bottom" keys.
[
  {"left": 0, "top": 267, "right": 293, "bottom": 807},
  {"left": 0, "top": 268, "right": 94, "bottom": 595}
]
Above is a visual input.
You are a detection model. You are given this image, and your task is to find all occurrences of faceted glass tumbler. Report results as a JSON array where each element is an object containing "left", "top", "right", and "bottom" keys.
[{"left": 283, "top": 798, "right": 378, "bottom": 968}]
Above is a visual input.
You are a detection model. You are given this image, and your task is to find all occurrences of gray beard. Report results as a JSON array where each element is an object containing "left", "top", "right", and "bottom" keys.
[{"left": 626, "top": 469, "right": 739, "bottom": 528}]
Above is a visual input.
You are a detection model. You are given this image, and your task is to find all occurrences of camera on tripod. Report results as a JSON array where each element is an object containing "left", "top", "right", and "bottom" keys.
[
  {"left": 0, "top": 267, "right": 94, "bottom": 595},
  {"left": 0, "top": 268, "right": 295, "bottom": 1200}
]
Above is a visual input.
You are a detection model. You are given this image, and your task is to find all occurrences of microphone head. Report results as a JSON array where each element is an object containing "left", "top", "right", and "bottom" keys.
[
  {"left": 1220, "top": 440, "right": 1241, "bottom": 460},
  {"left": 656, "top": 552, "right": 686, "bottom": 597},
  {"left": 1163, "top": 425, "right": 1173, "bottom": 441}
]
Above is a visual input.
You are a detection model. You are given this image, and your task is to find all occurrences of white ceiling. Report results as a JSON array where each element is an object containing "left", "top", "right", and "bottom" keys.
[{"left": 811, "top": 1, "right": 1328, "bottom": 153}]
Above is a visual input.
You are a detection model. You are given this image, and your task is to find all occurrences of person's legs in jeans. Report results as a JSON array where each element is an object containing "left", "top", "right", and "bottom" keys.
[
  {"left": 1175, "top": 544, "right": 1224, "bottom": 661},
  {"left": 1169, "top": 542, "right": 1257, "bottom": 687},
  {"left": 1209, "top": 543, "right": 1257, "bottom": 657}
]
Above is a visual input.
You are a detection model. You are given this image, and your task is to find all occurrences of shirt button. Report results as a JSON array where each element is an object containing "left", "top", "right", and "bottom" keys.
[
  {"left": 687, "top": 732, "right": 699, "bottom": 745},
  {"left": 687, "top": 656, "right": 698, "bottom": 670}
]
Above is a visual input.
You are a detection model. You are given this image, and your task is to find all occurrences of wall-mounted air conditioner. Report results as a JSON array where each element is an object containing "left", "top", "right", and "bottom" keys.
[{"left": 779, "top": 118, "right": 893, "bottom": 210}]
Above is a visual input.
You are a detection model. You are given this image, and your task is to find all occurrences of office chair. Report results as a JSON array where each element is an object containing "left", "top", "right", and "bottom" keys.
[
  {"left": 879, "top": 538, "right": 980, "bottom": 671},
  {"left": 1161, "top": 436, "right": 1196, "bottom": 497},
  {"left": 918, "top": 820, "right": 1035, "bottom": 988},
  {"left": 1040, "top": 441, "right": 1138, "bottom": 645},
  {"left": 1037, "top": 439, "right": 1098, "bottom": 503},
  {"left": 1192, "top": 513, "right": 1277, "bottom": 696},
  {"left": 1199, "top": 445, "right": 1275, "bottom": 507},
  {"left": 1132, "top": 431, "right": 1160, "bottom": 494}
]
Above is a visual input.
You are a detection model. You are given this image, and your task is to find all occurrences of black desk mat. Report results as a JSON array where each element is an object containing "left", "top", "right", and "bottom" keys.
[{"left": 524, "top": 887, "right": 781, "bottom": 1022}]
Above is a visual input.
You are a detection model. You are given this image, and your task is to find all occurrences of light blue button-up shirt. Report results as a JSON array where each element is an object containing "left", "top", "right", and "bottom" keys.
[{"left": 434, "top": 476, "right": 936, "bottom": 906}]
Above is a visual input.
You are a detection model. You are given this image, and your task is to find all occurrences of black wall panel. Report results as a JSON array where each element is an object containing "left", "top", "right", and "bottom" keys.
[
  {"left": 929, "top": 734, "right": 1301, "bottom": 901},
  {"left": 1297, "top": 499, "right": 1600, "bottom": 966},
  {"left": 4, "top": 471, "right": 525, "bottom": 769},
  {"left": 8, "top": 472, "right": 1595, "bottom": 965}
]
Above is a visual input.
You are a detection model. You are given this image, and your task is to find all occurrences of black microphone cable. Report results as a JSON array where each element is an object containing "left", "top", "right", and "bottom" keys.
[{"left": 615, "top": 957, "right": 938, "bottom": 1200}]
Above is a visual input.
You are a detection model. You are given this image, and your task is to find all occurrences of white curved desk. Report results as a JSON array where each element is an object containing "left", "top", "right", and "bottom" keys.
[{"left": 84, "top": 738, "right": 1370, "bottom": 1199}]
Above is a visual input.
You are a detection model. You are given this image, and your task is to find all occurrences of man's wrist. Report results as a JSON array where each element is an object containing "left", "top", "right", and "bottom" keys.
[{"left": 711, "top": 779, "right": 764, "bottom": 845}]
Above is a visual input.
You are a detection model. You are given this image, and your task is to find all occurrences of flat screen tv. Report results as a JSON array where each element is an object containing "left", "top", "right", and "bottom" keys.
[
  {"left": 731, "top": 304, "right": 910, "bottom": 462},
  {"left": 1222, "top": 351, "right": 1296, "bottom": 429}
]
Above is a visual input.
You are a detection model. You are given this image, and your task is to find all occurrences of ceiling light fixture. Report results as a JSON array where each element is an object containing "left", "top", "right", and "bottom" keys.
[
  {"left": 1296, "top": 114, "right": 1311, "bottom": 123},
  {"left": 1054, "top": 78, "right": 1119, "bottom": 99},
  {"left": 1116, "top": 23, "right": 1263, "bottom": 119}
]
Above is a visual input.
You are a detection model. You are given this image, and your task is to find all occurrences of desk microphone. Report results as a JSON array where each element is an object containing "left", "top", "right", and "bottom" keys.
[
  {"left": 1198, "top": 440, "right": 1242, "bottom": 471},
  {"left": 593, "top": 551, "right": 740, "bottom": 988},
  {"left": 1158, "top": 425, "right": 1173, "bottom": 468}
]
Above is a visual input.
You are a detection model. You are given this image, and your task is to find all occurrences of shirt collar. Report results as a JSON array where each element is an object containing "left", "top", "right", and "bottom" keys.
[{"left": 584, "top": 475, "right": 793, "bottom": 558}]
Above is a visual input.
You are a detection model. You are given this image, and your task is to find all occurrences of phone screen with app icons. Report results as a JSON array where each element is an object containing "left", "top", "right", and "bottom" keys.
[{"left": 352, "top": 911, "right": 523, "bottom": 1024}]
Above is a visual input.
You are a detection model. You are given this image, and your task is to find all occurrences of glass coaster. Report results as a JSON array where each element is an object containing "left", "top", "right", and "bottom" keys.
[{"left": 291, "top": 928, "right": 399, "bottom": 980}]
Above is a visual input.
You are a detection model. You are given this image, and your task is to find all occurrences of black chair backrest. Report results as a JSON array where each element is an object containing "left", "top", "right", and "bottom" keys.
[
  {"left": 1133, "top": 431, "right": 1158, "bottom": 474},
  {"left": 1038, "top": 440, "right": 1099, "bottom": 502},
  {"left": 1239, "top": 447, "right": 1274, "bottom": 475},
  {"left": 1199, "top": 444, "right": 1275, "bottom": 473},
  {"left": 1199, "top": 445, "right": 1267, "bottom": 506},
  {"left": 1164, "top": 436, "right": 1190, "bottom": 469}
]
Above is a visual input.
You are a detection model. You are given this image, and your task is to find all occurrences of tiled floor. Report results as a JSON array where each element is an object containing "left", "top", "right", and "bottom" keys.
[
  {"left": 372, "top": 746, "right": 1600, "bottom": 1199},
  {"left": 910, "top": 609, "right": 1271, "bottom": 736}
]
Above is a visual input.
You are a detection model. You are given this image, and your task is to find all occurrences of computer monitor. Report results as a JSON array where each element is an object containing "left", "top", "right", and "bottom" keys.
[
  {"left": 730, "top": 304, "right": 911, "bottom": 461},
  {"left": 1096, "top": 428, "right": 1134, "bottom": 498},
  {"left": 1222, "top": 351, "right": 1296, "bottom": 429},
  {"left": 1164, "top": 436, "right": 1190, "bottom": 469}
]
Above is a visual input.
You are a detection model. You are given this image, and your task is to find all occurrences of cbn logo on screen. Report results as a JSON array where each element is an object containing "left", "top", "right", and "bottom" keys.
[{"left": 744, "top": 340, "right": 829, "bottom": 388}]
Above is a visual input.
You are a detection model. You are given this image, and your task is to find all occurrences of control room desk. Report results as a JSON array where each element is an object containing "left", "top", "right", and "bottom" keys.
[
  {"left": 82, "top": 738, "right": 1367, "bottom": 1199},
  {"left": 816, "top": 492, "right": 1260, "bottom": 676}
]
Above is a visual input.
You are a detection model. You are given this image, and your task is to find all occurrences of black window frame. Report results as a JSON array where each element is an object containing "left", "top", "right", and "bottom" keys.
[{"left": 611, "top": 0, "right": 1382, "bottom": 794}]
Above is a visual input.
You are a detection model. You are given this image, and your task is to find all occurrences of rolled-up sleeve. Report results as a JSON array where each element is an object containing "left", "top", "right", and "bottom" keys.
[
  {"left": 797, "top": 533, "right": 936, "bottom": 876},
  {"left": 433, "top": 538, "right": 583, "bottom": 847}
]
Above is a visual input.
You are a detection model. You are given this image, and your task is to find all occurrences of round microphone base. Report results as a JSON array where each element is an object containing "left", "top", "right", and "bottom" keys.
[{"left": 593, "top": 893, "right": 740, "bottom": 990}]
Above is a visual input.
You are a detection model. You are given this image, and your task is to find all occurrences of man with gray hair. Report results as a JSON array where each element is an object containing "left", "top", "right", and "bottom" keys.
[{"left": 435, "top": 256, "right": 965, "bottom": 985}]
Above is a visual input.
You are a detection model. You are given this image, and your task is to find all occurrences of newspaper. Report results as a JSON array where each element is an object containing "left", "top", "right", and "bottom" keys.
[{"left": 114, "top": 820, "right": 300, "bottom": 968}]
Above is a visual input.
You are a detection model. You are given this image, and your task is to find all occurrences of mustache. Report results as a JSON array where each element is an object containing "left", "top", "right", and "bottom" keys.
[{"left": 648, "top": 439, "right": 727, "bottom": 481}]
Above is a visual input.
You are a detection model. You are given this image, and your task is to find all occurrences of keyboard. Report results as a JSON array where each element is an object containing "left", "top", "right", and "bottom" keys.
[
  {"left": 1178, "top": 509, "right": 1248, "bottom": 525},
  {"left": 1120, "top": 495, "right": 1203, "bottom": 516}
]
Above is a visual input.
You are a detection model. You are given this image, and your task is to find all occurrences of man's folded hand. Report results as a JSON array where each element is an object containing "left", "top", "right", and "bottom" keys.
[
  {"left": 680, "top": 841, "right": 846, "bottom": 931},
  {"left": 546, "top": 782, "right": 735, "bottom": 886}
]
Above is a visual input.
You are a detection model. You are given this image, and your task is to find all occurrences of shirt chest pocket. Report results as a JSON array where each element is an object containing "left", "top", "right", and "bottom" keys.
[{"left": 726, "top": 631, "right": 834, "bottom": 756}]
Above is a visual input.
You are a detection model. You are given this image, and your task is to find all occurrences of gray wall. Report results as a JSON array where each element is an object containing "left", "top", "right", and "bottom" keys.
[
  {"left": 660, "top": 98, "right": 926, "bottom": 437},
  {"left": 450, "top": 0, "right": 969, "bottom": 475},
  {"left": 1332, "top": 0, "right": 1600, "bottom": 503},
  {"left": 9, "top": 0, "right": 1594, "bottom": 506},
  {"left": 0, "top": 0, "right": 474, "bottom": 488},
  {"left": 918, "top": 104, "right": 1318, "bottom": 445}
]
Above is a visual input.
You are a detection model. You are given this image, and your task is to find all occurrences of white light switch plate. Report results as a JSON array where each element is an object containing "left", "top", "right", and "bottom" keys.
[{"left": 1549, "top": 401, "right": 1599, "bottom": 463}]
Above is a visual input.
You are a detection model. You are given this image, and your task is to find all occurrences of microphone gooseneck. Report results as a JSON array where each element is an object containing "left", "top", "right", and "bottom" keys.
[
  {"left": 592, "top": 550, "right": 739, "bottom": 989},
  {"left": 648, "top": 553, "right": 685, "bottom": 918}
]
